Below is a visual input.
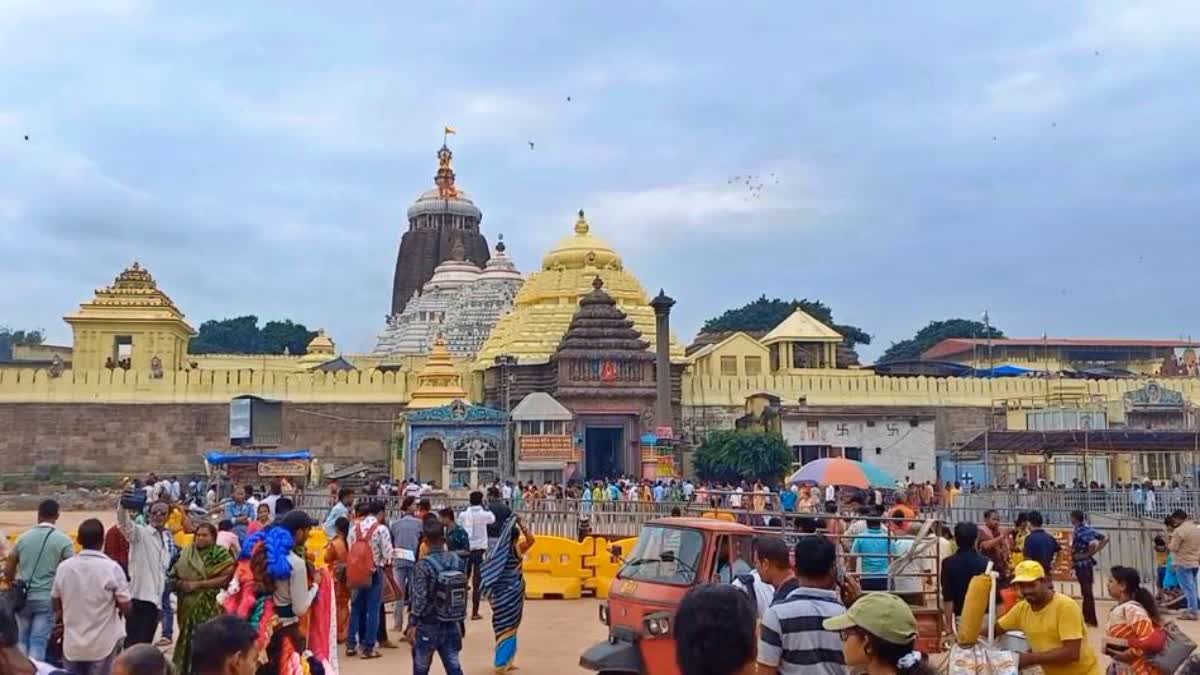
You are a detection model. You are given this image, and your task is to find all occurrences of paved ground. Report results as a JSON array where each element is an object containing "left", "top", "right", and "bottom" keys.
[
  {"left": 347, "top": 599, "right": 604, "bottom": 675},
  {"left": 11, "top": 513, "right": 1200, "bottom": 674}
]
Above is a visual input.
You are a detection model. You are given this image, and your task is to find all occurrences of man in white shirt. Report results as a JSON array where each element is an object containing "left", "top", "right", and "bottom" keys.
[
  {"left": 824, "top": 483, "right": 836, "bottom": 504},
  {"left": 117, "top": 497, "right": 174, "bottom": 646},
  {"left": 731, "top": 484, "right": 745, "bottom": 508},
  {"left": 143, "top": 475, "right": 158, "bottom": 503},
  {"left": 243, "top": 484, "right": 259, "bottom": 512},
  {"left": 346, "top": 500, "right": 393, "bottom": 658},
  {"left": 403, "top": 480, "right": 422, "bottom": 499},
  {"left": 459, "top": 490, "right": 495, "bottom": 621},
  {"left": 52, "top": 518, "right": 131, "bottom": 674},
  {"left": 501, "top": 482, "right": 513, "bottom": 500},
  {"left": 261, "top": 479, "right": 283, "bottom": 519}
]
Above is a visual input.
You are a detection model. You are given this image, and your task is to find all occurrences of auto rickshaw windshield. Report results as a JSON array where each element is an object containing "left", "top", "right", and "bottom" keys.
[{"left": 617, "top": 525, "right": 704, "bottom": 585}]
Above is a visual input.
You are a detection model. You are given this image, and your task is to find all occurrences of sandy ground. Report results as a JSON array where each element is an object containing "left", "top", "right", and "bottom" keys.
[
  {"left": 0, "top": 510, "right": 103, "bottom": 534},
  {"left": 10, "top": 513, "right": 1200, "bottom": 674},
  {"left": 346, "top": 599, "right": 605, "bottom": 675}
]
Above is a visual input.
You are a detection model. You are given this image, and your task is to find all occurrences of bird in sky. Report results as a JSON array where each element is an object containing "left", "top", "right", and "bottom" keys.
[
  {"left": 528, "top": 141, "right": 535, "bottom": 150},
  {"left": 24, "top": 135, "right": 29, "bottom": 141},
  {"left": 566, "top": 96, "right": 572, "bottom": 102}
]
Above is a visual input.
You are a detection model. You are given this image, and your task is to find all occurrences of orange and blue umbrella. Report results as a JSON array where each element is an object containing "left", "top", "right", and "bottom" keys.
[{"left": 786, "top": 458, "right": 896, "bottom": 489}]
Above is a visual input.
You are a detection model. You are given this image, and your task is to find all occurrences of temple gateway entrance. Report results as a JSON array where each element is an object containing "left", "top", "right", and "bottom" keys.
[
  {"left": 416, "top": 438, "right": 445, "bottom": 483},
  {"left": 585, "top": 426, "right": 623, "bottom": 479}
]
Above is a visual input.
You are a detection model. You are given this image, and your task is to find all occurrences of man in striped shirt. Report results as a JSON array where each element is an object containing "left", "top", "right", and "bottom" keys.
[{"left": 758, "top": 535, "right": 848, "bottom": 675}]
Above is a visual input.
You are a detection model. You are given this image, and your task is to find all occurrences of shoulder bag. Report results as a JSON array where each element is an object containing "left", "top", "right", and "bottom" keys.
[
  {"left": 1149, "top": 621, "right": 1196, "bottom": 674},
  {"left": 5, "top": 528, "right": 55, "bottom": 613}
]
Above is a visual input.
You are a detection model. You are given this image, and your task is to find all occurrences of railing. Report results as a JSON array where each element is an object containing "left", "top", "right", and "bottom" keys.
[
  {"left": 297, "top": 489, "right": 1166, "bottom": 591},
  {"left": 949, "top": 488, "right": 1200, "bottom": 525}
]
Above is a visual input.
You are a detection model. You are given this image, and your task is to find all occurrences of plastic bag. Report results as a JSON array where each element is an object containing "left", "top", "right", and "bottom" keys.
[{"left": 948, "top": 644, "right": 1020, "bottom": 675}]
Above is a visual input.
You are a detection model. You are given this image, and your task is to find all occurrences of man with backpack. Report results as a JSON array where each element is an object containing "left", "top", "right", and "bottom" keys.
[
  {"left": 404, "top": 517, "right": 467, "bottom": 675},
  {"left": 345, "top": 500, "right": 393, "bottom": 659}
]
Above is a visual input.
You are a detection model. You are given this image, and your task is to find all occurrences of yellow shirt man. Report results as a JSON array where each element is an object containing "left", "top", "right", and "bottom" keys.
[{"left": 998, "top": 591, "right": 1101, "bottom": 675}]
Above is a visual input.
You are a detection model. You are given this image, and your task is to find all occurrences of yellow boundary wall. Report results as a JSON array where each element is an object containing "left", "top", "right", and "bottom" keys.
[{"left": 3, "top": 365, "right": 1200, "bottom": 409}]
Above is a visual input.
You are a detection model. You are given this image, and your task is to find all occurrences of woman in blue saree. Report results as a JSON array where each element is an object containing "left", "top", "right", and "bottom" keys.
[{"left": 480, "top": 514, "right": 536, "bottom": 673}]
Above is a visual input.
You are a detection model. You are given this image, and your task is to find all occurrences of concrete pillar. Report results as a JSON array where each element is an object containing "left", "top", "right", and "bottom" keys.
[{"left": 651, "top": 289, "right": 675, "bottom": 430}]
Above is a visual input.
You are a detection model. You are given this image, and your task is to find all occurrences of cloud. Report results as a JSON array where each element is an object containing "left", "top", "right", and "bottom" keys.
[
  {"left": 576, "top": 162, "right": 845, "bottom": 253},
  {"left": 986, "top": 71, "right": 1068, "bottom": 115},
  {"left": 2, "top": 4, "right": 1198, "bottom": 359},
  {"left": 1076, "top": 0, "right": 1200, "bottom": 50}
]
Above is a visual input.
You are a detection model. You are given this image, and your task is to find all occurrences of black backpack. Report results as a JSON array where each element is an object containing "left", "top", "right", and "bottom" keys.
[{"left": 423, "top": 553, "right": 468, "bottom": 623}]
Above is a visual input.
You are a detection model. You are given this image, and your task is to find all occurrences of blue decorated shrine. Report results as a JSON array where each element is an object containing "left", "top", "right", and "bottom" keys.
[{"left": 401, "top": 399, "right": 509, "bottom": 488}]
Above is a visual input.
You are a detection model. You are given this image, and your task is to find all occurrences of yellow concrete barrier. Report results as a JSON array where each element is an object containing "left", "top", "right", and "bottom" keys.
[
  {"left": 523, "top": 535, "right": 590, "bottom": 599},
  {"left": 582, "top": 536, "right": 637, "bottom": 599}
]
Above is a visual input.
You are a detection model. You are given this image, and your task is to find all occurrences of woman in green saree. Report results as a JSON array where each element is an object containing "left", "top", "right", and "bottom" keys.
[{"left": 169, "top": 521, "right": 236, "bottom": 674}]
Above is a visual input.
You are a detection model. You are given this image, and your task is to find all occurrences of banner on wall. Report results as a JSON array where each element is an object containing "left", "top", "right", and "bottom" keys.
[
  {"left": 519, "top": 435, "right": 575, "bottom": 461},
  {"left": 257, "top": 460, "right": 309, "bottom": 477}
]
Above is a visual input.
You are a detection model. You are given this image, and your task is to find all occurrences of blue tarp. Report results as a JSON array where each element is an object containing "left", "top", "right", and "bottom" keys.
[
  {"left": 205, "top": 449, "right": 313, "bottom": 465},
  {"left": 973, "top": 364, "right": 1031, "bottom": 378}
]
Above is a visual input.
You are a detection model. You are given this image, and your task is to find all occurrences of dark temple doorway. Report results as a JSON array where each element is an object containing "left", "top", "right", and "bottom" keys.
[{"left": 585, "top": 427, "right": 623, "bottom": 479}]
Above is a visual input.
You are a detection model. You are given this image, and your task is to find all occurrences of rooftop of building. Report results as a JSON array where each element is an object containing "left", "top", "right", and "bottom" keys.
[
  {"left": 64, "top": 261, "right": 194, "bottom": 332},
  {"left": 511, "top": 391, "right": 574, "bottom": 421},
  {"left": 923, "top": 337, "right": 1200, "bottom": 360},
  {"left": 761, "top": 308, "right": 843, "bottom": 345}
]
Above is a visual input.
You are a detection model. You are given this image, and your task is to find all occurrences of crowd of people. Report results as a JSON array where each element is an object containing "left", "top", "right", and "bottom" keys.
[
  {"left": 0, "top": 483, "right": 330, "bottom": 675},
  {"left": 5, "top": 467, "right": 1200, "bottom": 675},
  {"left": 379, "top": 487, "right": 535, "bottom": 675},
  {"left": 672, "top": 507, "right": 1200, "bottom": 675},
  {"left": 0, "top": 476, "right": 544, "bottom": 675}
]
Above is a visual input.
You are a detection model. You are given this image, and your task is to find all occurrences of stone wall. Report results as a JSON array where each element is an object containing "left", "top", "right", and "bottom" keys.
[
  {"left": 0, "top": 402, "right": 404, "bottom": 474},
  {"left": 683, "top": 372, "right": 1200, "bottom": 408},
  {"left": 6, "top": 364, "right": 1199, "bottom": 411}
]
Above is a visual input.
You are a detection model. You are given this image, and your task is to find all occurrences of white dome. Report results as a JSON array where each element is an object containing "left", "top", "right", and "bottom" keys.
[
  {"left": 424, "top": 259, "right": 482, "bottom": 291},
  {"left": 480, "top": 243, "right": 522, "bottom": 282}
]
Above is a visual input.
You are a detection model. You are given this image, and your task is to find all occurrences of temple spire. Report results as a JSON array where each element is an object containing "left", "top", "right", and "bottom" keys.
[
  {"left": 575, "top": 209, "right": 589, "bottom": 235},
  {"left": 434, "top": 137, "right": 459, "bottom": 199}
]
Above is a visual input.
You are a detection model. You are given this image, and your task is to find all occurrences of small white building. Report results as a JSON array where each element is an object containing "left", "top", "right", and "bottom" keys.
[
  {"left": 511, "top": 392, "right": 577, "bottom": 484},
  {"left": 779, "top": 405, "right": 937, "bottom": 484}
]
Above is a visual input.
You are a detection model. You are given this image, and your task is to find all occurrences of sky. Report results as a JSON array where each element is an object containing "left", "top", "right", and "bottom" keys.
[{"left": 2, "top": 2, "right": 1199, "bottom": 360}]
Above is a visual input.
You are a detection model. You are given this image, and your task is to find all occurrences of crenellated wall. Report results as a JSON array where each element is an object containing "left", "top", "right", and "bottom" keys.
[
  {"left": 3, "top": 366, "right": 1198, "bottom": 475},
  {"left": 681, "top": 371, "right": 1200, "bottom": 408},
  {"left": 0, "top": 368, "right": 418, "bottom": 403},
  {"left": 4, "top": 366, "right": 1200, "bottom": 409}
]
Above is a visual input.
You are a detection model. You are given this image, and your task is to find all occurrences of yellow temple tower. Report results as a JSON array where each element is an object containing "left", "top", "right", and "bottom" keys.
[
  {"left": 475, "top": 210, "right": 684, "bottom": 367},
  {"left": 296, "top": 329, "right": 338, "bottom": 371},
  {"left": 64, "top": 262, "right": 195, "bottom": 372},
  {"left": 407, "top": 337, "right": 470, "bottom": 408}
]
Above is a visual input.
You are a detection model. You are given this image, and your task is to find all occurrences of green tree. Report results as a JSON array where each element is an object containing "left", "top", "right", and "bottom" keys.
[
  {"left": 188, "top": 316, "right": 316, "bottom": 355},
  {"left": 189, "top": 316, "right": 263, "bottom": 354},
  {"left": 878, "top": 318, "right": 1006, "bottom": 363},
  {"left": 0, "top": 327, "right": 45, "bottom": 360},
  {"left": 700, "top": 296, "right": 870, "bottom": 348},
  {"left": 261, "top": 320, "right": 317, "bottom": 355},
  {"left": 694, "top": 429, "right": 793, "bottom": 484}
]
